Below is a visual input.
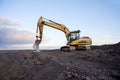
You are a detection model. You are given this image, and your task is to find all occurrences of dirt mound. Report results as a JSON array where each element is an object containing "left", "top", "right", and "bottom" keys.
[
  {"left": 0, "top": 42, "right": 120, "bottom": 80},
  {"left": 91, "top": 42, "right": 120, "bottom": 51}
]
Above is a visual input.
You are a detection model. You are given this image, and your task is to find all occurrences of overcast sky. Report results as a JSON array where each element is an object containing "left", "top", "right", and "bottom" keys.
[{"left": 0, "top": 0, "right": 120, "bottom": 50}]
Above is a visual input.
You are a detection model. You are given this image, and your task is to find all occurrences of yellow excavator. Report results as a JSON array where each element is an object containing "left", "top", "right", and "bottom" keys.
[{"left": 33, "top": 16, "right": 92, "bottom": 51}]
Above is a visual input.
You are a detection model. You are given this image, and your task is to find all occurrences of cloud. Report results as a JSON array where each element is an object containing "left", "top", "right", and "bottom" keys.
[
  {"left": 0, "top": 16, "right": 23, "bottom": 27},
  {"left": 0, "top": 27, "right": 34, "bottom": 45},
  {"left": 0, "top": 27, "right": 53, "bottom": 49}
]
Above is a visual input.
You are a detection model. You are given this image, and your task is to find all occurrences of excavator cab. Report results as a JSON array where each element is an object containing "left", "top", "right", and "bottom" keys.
[{"left": 68, "top": 30, "right": 80, "bottom": 42}]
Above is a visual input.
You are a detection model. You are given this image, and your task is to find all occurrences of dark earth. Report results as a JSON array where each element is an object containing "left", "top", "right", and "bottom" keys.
[{"left": 0, "top": 42, "right": 120, "bottom": 80}]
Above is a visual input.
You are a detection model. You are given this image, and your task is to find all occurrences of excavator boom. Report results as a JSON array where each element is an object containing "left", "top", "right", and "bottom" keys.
[{"left": 37, "top": 17, "right": 70, "bottom": 41}]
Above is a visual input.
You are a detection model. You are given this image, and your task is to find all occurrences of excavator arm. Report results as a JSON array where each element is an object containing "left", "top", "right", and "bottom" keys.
[{"left": 33, "top": 17, "right": 71, "bottom": 51}]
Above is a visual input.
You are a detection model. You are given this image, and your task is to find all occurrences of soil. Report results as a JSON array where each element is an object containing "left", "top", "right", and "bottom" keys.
[{"left": 0, "top": 42, "right": 120, "bottom": 80}]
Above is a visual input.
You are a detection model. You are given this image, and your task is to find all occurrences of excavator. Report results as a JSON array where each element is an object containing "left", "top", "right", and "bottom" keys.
[{"left": 33, "top": 16, "right": 92, "bottom": 51}]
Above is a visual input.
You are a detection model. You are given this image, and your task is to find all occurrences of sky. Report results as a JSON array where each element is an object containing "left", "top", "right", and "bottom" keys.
[{"left": 0, "top": 0, "right": 120, "bottom": 50}]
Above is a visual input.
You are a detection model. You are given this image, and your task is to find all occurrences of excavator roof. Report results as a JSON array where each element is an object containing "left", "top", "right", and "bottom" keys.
[{"left": 70, "top": 30, "right": 80, "bottom": 33}]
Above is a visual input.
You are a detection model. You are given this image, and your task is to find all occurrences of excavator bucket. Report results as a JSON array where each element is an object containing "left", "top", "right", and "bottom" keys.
[{"left": 33, "top": 40, "right": 41, "bottom": 52}]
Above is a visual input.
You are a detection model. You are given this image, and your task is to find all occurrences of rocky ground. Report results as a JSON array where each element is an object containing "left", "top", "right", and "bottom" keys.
[{"left": 0, "top": 42, "right": 120, "bottom": 80}]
